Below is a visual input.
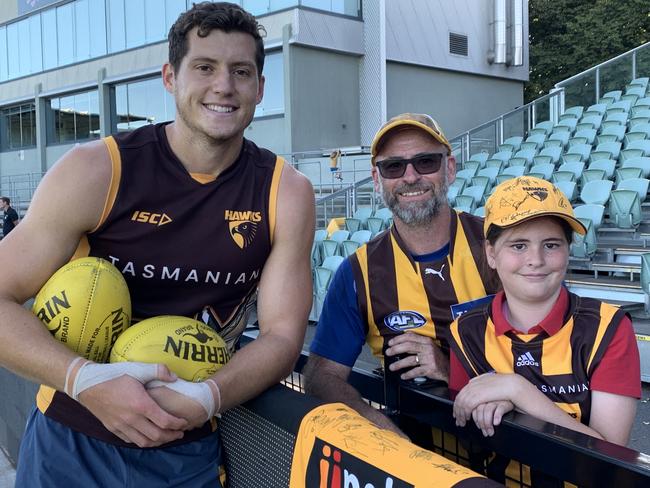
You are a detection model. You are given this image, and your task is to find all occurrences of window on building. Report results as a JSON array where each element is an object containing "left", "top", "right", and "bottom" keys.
[
  {"left": 0, "top": 103, "right": 37, "bottom": 152},
  {"left": 0, "top": 26, "right": 7, "bottom": 82},
  {"left": 48, "top": 90, "right": 100, "bottom": 144},
  {"left": 255, "top": 51, "right": 284, "bottom": 117},
  {"left": 112, "top": 77, "right": 175, "bottom": 133}
]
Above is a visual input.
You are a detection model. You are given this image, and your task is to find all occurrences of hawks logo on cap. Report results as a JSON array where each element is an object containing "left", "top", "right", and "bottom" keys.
[
  {"left": 484, "top": 176, "right": 586, "bottom": 235},
  {"left": 225, "top": 210, "right": 262, "bottom": 249}
]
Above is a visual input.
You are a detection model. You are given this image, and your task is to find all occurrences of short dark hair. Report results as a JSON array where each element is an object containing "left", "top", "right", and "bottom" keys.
[
  {"left": 168, "top": 2, "right": 266, "bottom": 76},
  {"left": 486, "top": 217, "right": 574, "bottom": 245},
  {"left": 1, "top": 197, "right": 9, "bottom": 206}
]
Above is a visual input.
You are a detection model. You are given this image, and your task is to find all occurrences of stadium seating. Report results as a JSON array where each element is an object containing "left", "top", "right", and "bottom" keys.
[
  {"left": 580, "top": 180, "right": 613, "bottom": 205},
  {"left": 340, "top": 230, "right": 372, "bottom": 257},
  {"left": 574, "top": 204, "right": 605, "bottom": 230},
  {"left": 608, "top": 189, "right": 642, "bottom": 229},
  {"left": 344, "top": 207, "right": 373, "bottom": 233},
  {"left": 561, "top": 106, "right": 584, "bottom": 119},
  {"left": 597, "top": 125, "right": 626, "bottom": 144},
  {"left": 570, "top": 217, "right": 597, "bottom": 257},
  {"left": 588, "top": 159, "right": 616, "bottom": 180},
  {"left": 621, "top": 156, "right": 650, "bottom": 177},
  {"left": 321, "top": 229, "right": 349, "bottom": 259},
  {"left": 545, "top": 131, "right": 570, "bottom": 148},
  {"left": 617, "top": 177, "right": 650, "bottom": 203},
  {"left": 555, "top": 180, "right": 578, "bottom": 202},
  {"left": 533, "top": 146, "right": 562, "bottom": 165}
]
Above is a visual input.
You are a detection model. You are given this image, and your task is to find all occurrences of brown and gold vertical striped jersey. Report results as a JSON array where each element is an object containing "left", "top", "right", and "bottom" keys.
[
  {"left": 349, "top": 209, "right": 500, "bottom": 359},
  {"left": 449, "top": 291, "right": 627, "bottom": 423}
]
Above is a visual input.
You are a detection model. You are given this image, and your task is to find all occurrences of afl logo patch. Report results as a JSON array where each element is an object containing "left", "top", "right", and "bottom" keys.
[{"left": 384, "top": 311, "right": 426, "bottom": 332}]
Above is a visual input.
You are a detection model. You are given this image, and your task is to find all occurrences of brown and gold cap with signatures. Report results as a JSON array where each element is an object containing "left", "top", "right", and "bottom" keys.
[
  {"left": 370, "top": 113, "right": 452, "bottom": 164},
  {"left": 484, "top": 176, "right": 587, "bottom": 236}
]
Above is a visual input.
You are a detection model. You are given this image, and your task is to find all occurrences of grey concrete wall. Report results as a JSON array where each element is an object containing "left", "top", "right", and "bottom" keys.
[
  {"left": 0, "top": 148, "right": 40, "bottom": 176},
  {"left": 0, "top": 368, "right": 37, "bottom": 463},
  {"left": 386, "top": 62, "right": 524, "bottom": 139},
  {"left": 385, "top": 0, "right": 529, "bottom": 82},
  {"left": 288, "top": 46, "right": 361, "bottom": 153},
  {"left": 245, "top": 116, "right": 287, "bottom": 157}
]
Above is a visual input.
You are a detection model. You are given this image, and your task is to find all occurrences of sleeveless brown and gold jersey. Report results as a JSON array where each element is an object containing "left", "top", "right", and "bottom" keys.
[
  {"left": 37, "top": 123, "right": 284, "bottom": 445},
  {"left": 350, "top": 209, "right": 499, "bottom": 359},
  {"left": 449, "top": 292, "right": 627, "bottom": 423}
]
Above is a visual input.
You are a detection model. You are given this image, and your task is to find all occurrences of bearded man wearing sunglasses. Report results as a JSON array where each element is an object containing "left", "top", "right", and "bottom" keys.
[{"left": 304, "top": 113, "right": 500, "bottom": 437}]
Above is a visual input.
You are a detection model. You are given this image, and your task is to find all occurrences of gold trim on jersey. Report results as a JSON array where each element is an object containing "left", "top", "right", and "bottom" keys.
[
  {"left": 268, "top": 156, "right": 285, "bottom": 245},
  {"left": 94, "top": 136, "right": 122, "bottom": 232},
  {"left": 588, "top": 302, "right": 619, "bottom": 372},
  {"left": 36, "top": 384, "right": 55, "bottom": 414},
  {"left": 485, "top": 319, "right": 515, "bottom": 373},
  {"left": 448, "top": 217, "right": 487, "bottom": 303},
  {"left": 542, "top": 318, "right": 575, "bottom": 376}
]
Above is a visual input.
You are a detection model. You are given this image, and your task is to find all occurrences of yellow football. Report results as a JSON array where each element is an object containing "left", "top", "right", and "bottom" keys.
[
  {"left": 109, "top": 316, "right": 230, "bottom": 382},
  {"left": 32, "top": 257, "right": 131, "bottom": 362}
]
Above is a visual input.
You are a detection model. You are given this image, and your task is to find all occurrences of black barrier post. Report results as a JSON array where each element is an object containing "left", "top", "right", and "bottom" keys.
[{"left": 382, "top": 339, "right": 402, "bottom": 419}]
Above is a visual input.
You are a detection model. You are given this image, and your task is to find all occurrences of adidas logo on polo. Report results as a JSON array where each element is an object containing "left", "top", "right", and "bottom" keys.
[{"left": 516, "top": 351, "right": 539, "bottom": 367}]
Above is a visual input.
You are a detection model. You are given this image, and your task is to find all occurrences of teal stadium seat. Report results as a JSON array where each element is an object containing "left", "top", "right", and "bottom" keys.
[
  {"left": 560, "top": 106, "right": 584, "bottom": 119},
  {"left": 462, "top": 185, "right": 487, "bottom": 207},
  {"left": 555, "top": 180, "right": 578, "bottom": 202},
  {"left": 529, "top": 120, "right": 554, "bottom": 137},
  {"left": 615, "top": 167, "right": 643, "bottom": 184},
  {"left": 321, "top": 229, "right": 349, "bottom": 258},
  {"left": 545, "top": 131, "right": 570, "bottom": 148},
  {"left": 447, "top": 185, "right": 460, "bottom": 207},
  {"left": 473, "top": 206, "right": 485, "bottom": 217},
  {"left": 557, "top": 162, "right": 585, "bottom": 181},
  {"left": 340, "top": 230, "right": 372, "bottom": 257},
  {"left": 599, "top": 91, "right": 622, "bottom": 105},
  {"left": 574, "top": 204, "right": 605, "bottom": 230},
  {"left": 533, "top": 146, "right": 562, "bottom": 166},
  {"left": 591, "top": 141, "right": 621, "bottom": 162},
  {"left": 629, "top": 77, "right": 649, "bottom": 89},
  {"left": 528, "top": 163, "right": 554, "bottom": 180},
  {"left": 373, "top": 207, "right": 393, "bottom": 228},
  {"left": 576, "top": 115, "right": 603, "bottom": 132},
  {"left": 554, "top": 118, "right": 578, "bottom": 134},
  {"left": 571, "top": 128, "right": 597, "bottom": 146},
  {"left": 621, "top": 156, "right": 650, "bottom": 178},
  {"left": 580, "top": 180, "right": 613, "bottom": 205},
  {"left": 456, "top": 167, "right": 478, "bottom": 180},
  {"left": 570, "top": 217, "right": 597, "bottom": 258},
  {"left": 608, "top": 189, "right": 642, "bottom": 229},
  {"left": 631, "top": 98, "right": 650, "bottom": 117},
  {"left": 313, "top": 255, "right": 346, "bottom": 319},
  {"left": 520, "top": 134, "right": 546, "bottom": 151},
  {"left": 625, "top": 123, "right": 650, "bottom": 146},
  {"left": 485, "top": 158, "right": 505, "bottom": 170},
  {"left": 597, "top": 125, "right": 626, "bottom": 144},
  {"left": 587, "top": 159, "right": 616, "bottom": 179},
  {"left": 584, "top": 103, "right": 607, "bottom": 117},
  {"left": 500, "top": 165, "right": 526, "bottom": 178},
  {"left": 552, "top": 171, "right": 576, "bottom": 183},
  {"left": 345, "top": 207, "right": 373, "bottom": 233},
  {"left": 581, "top": 169, "right": 607, "bottom": 186},
  {"left": 476, "top": 167, "right": 499, "bottom": 186},
  {"left": 498, "top": 136, "right": 523, "bottom": 153},
  {"left": 606, "top": 100, "right": 633, "bottom": 114},
  {"left": 617, "top": 177, "right": 649, "bottom": 203},
  {"left": 468, "top": 152, "right": 489, "bottom": 164},
  {"left": 562, "top": 143, "right": 591, "bottom": 163},
  {"left": 311, "top": 229, "right": 328, "bottom": 267},
  {"left": 454, "top": 195, "right": 476, "bottom": 214},
  {"left": 601, "top": 112, "right": 628, "bottom": 130},
  {"left": 625, "top": 139, "right": 650, "bottom": 157}
]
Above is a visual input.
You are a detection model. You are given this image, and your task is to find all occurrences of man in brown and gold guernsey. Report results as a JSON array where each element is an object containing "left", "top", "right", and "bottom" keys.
[
  {"left": 304, "top": 113, "right": 500, "bottom": 436},
  {"left": 1, "top": 3, "right": 314, "bottom": 487}
]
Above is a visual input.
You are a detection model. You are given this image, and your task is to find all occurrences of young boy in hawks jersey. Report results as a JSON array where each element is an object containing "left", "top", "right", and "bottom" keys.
[{"left": 449, "top": 177, "right": 640, "bottom": 446}]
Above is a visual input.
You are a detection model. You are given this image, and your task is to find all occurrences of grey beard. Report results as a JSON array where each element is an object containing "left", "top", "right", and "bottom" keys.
[{"left": 380, "top": 178, "right": 448, "bottom": 227}]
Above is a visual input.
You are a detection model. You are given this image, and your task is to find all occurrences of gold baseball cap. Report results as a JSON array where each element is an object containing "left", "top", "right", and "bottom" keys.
[
  {"left": 370, "top": 113, "right": 452, "bottom": 165},
  {"left": 484, "top": 176, "right": 586, "bottom": 236}
]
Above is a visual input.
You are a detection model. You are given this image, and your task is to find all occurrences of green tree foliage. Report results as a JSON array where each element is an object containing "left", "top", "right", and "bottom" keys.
[{"left": 527, "top": 0, "right": 650, "bottom": 103}]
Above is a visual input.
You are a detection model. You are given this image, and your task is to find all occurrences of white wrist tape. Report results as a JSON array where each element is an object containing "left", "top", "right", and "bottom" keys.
[
  {"left": 147, "top": 379, "right": 220, "bottom": 420},
  {"left": 65, "top": 358, "right": 165, "bottom": 401}
]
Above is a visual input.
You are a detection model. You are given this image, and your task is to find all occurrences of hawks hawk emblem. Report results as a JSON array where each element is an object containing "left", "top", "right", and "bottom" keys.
[{"left": 229, "top": 220, "right": 258, "bottom": 249}]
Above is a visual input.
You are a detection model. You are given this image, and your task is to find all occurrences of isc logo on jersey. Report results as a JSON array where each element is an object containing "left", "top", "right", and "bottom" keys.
[
  {"left": 384, "top": 311, "right": 426, "bottom": 332},
  {"left": 224, "top": 209, "right": 262, "bottom": 249}
]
